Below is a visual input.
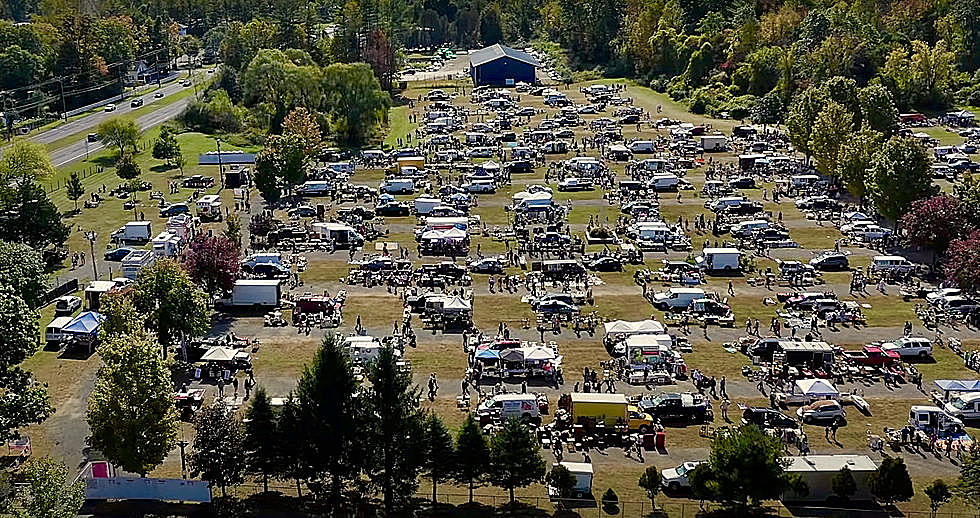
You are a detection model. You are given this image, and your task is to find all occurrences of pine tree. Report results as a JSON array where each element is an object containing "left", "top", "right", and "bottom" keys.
[
  {"left": 422, "top": 413, "right": 456, "bottom": 505},
  {"left": 489, "top": 418, "right": 546, "bottom": 504},
  {"left": 276, "top": 394, "right": 307, "bottom": 497},
  {"left": 454, "top": 414, "right": 491, "bottom": 503},
  {"left": 244, "top": 387, "right": 278, "bottom": 493}
]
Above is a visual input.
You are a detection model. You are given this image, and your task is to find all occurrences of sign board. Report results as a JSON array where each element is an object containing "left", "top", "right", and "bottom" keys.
[
  {"left": 86, "top": 477, "right": 211, "bottom": 502},
  {"left": 505, "top": 79, "right": 515, "bottom": 86}
]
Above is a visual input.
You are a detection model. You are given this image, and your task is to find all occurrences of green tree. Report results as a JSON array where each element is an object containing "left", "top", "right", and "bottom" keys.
[
  {"left": 65, "top": 171, "right": 84, "bottom": 212},
  {"left": 321, "top": 62, "right": 391, "bottom": 147},
  {"left": 0, "top": 289, "right": 53, "bottom": 442},
  {"left": 295, "top": 334, "right": 364, "bottom": 504},
  {"left": 254, "top": 133, "right": 307, "bottom": 202},
  {"left": 275, "top": 394, "right": 307, "bottom": 496},
  {"left": 190, "top": 401, "right": 247, "bottom": 497},
  {"left": 244, "top": 387, "right": 279, "bottom": 493},
  {"left": 151, "top": 126, "right": 180, "bottom": 166},
  {"left": 97, "top": 292, "right": 144, "bottom": 338},
  {"left": 820, "top": 76, "right": 861, "bottom": 125},
  {"left": 785, "top": 86, "right": 827, "bottom": 161},
  {"left": 638, "top": 466, "right": 662, "bottom": 509},
  {"left": 0, "top": 45, "right": 42, "bottom": 90},
  {"left": 859, "top": 84, "right": 898, "bottom": 137},
  {"left": 751, "top": 90, "right": 784, "bottom": 126},
  {"left": 831, "top": 466, "right": 857, "bottom": 501},
  {"left": 865, "top": 136, "right": 935, "bottom": 222},
  {"left": 224, "top": 213, "right": 242, "bottom": 248},
  {"left": 954, "top": 446, "right": 980, "bottom": 508},
  {"left": 602, "top": 488, "right": 619, "bottom": 514},
  {"left": 422, "top": 413, "right": 456, "bottom": 505},
  {"left": 114, "top": 153, "right": 141, "bottom": 181},
  {"left": 489, "top": 418, "right": 546, "bottom": 504},
  {"left": 0, "top": 178, "right": 69, "bottom": 249},
  {"left": 365, "top": 346, "right": 425, "bottom": 515},
  {"left": 809, "top": 101, "right": 854, "bottom": 178},
  {"left": 12, "top": 457, "right": 85, "bottom": 518},
  {"left": 867, "top": 455, "right": 914, "bottom": 506},
  {"left": 86, "top": 333, "right": 179, "bottom": 476},
  {"left": 835, "top": 129, "right": 882, "bottom": 199},
  {"left": 924, "top": 479, "right": 951, "bottom": 518},
  {"left": 454, "top": 414, "right": 491, "bottom": 503},
  {"left": 131, "top": 258, "right": 210, "bottom": 357},
  {"left": 0, "top": 140, "right": 55, "bottom": 183},
  {"left": 546, "top": 464, "right": 577, "bottom": 508},
  {"left": 0, "top": 241, "right": 47, "bottom": 307},
  {"left": 685, "top": 424, "right": 806, "bottom": 511},
  {"left": 97, "top": 118, "right": 140, "bottom": 157}
]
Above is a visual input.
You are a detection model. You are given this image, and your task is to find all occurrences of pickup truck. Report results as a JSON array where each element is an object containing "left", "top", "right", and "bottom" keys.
[{"left": 842, "top": 346, "right": 900, "bottom": 366}]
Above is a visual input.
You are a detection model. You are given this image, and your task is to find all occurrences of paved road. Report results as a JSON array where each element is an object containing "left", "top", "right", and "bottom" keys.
[{"left": 30, "top": 72, "right": 203, "bottom": 167}]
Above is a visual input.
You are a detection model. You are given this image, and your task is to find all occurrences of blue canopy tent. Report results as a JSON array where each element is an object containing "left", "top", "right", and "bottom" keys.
[
  {"left": 935, "top": 380, "right": 980, "bottom": 392},
  {"left": 63, "top": 311, "right": 104, "bottom": 353}
]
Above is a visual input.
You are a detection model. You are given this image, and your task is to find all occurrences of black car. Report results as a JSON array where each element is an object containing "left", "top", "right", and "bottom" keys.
[
  {"left": 338, "top": 206, "right": 375, "bottom": 221},
  {"left": 159, "top": 203, "right": 190, "bottom": 217},
  {"left": 728, "top": 177, "right": 756, "bottom": 189},
  {"left": 252, "top": 262, "right": 291, "bottom": 279},
  {"left": 741, "top": 407, "right": 798, "bottom": 430},
  {"left": 638, "top": 392, "right": 713, "bottom": 424},
  {"left": 104, "top": 247, "right": 135, "bottom": 261},
  {"left": 810, "top": 253, "right": 849, "bottom": 271},
  {"left": 376, "top": 202, "right": 410, "bottom": 217},
  {"left": 722, "top": 201, "right": 764, "bottom": 216},
  {"left": 586, "top": 256, "right": 623, "bottom": 272},
  {"left": 469, "top": 258, "right": 504, "bottom": 274},
  {"left": 288, "top": 205, "right": 318, "bottom": 218}
]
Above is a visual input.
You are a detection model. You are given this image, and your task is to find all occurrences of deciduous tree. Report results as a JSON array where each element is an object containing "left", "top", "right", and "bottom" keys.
[
  {"left": 865, "top": 136, "right": 935, "bottom": 222},
  {"left": 900, "top": 195, "right": 973, "bottom": 254},
  {"left": 0, "top": 140, "right": 55, "bottom": 182},
  {"left": 97, "top": 118, "right": 140, "bottom": 157},
  {"left": 12, "top": 457, "right": 85, "bottom": 518},
  {"left": 924, "top": 479, "right": 951, "bottom": 518},
  {"left": 190, "top": 401, "right": 247, "bottom": 497},
  {"left": 0, "top": 289, "right": 53, "bottom": 442},
  {"left": 945, "top": 231, "right": 980, "bottom": 291},
  {"left": 66, "top": 172, "right": 84, "bottom": 212},
  {"left": 835, "top": 129, "right": 882, "bottom": 199},
  {"left": 546, "top": 464, "right": 577, "bottom": 508},
  {"left": 131, "top": 258, "right": 210, "bottom": 357},
  {"left": 321, "top": 62, "right": 391, "bottom": 147},
  {"left": 810, "top": 100, "right": 854, "bottom": 177},
  {"left": 183, "top": 233, "right": 241, "bottom": 296},
  {"left": 0, "top": 241, "right": 47, "bottom": 307},
  {"left": 831, "top": 466, "right": 856, "bottom": 501},
  {"left": 638, "top": 466, "right": 662, "bottom": 508}
]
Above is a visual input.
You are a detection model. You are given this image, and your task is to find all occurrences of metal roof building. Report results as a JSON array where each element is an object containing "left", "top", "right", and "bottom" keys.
[{"left": 469, "top": 44, "right": 541, "bottom": 86}]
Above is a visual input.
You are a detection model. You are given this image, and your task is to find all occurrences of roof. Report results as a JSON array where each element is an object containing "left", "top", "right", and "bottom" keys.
[
  {"left": 559, "top": 462, "right": 594, "bottom": 475},
  {"left": 198, "top": 152, "right": 256, "bottom": 165},
  {"left": 235, "top": 279, "right": 281, "bottom": 287},
  {"left": 570, "top": 393, "right": 628, "bottom": 404},
  {"left": 85, "top": 280, "right": 117, "bottom": 293},
  {"left": 470, "top": 44, "right": 542, "bottom": 68},
  {"left": 783, "top": 455, "right": 877, "bottom": 473},
  {"left": 603, "top": 319, "right": 665, "bottom": 335},
  {"left": 935, "top": 379, "right": 980, "bottom": 392},
  {"left": 795, "top": 378, "right": 839, "bottom": 396},
  {"left": 63, "top": 312, "right": 105, "bottom": 335}
]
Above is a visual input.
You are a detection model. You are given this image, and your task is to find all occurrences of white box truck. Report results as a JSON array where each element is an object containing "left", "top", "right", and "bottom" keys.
[
  {"left": 700, "top": 135, "right": 728, "bottom": 151},
  {"left": 111, "top": 221, "right": 152, "bottom": 243},
  {"left": 696, "top": 247, "right": 741, "bottom": 272},
  {"left": 218, "top": 280, "right": 282, "bottom": 308}
]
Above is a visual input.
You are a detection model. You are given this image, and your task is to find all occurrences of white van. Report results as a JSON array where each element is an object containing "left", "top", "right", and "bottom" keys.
[
  {"left": 380, "top": 178, "right": 415, "bottom": 194},
  {"left": 45, "top": 316, "right": 74, "bottom": 345},
  {"left": 706, "top": 196, "right": 747, "bottom": 212},
  {"left": 647, "top": 174, "right": 679, "bottom": 191},
  {"left": 790, "top": 174, "right": 820, "bottom": 188},
  {"left": 871, "top": 255, "right": 915, "bottom": 275},
  {"left": 629, "top": 140, "right": 655, "bottom": 153},
  {"left": 696, "top": 248, "right": 741, "bottom": 272},
  {"left": 943, "top": 393, "right": 980, "bottom": 420},
  {"left": 652, "top": 287, "right": 706, "bottom": 311},
  {"left": 477, "top": 393, "right": 541, "bottom": 422},
  {"left": 730, "top": 220, "right": 770, "bottom": 238}
]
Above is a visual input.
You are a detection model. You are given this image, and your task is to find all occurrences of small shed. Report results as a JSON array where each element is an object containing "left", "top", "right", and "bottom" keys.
[{"left": 470, "top": 44, "right": 541, "bottom": 86}]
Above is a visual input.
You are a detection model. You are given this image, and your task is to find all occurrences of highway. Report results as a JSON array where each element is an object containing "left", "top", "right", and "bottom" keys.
[{"left": 29, "top": 72, "right": 204, "bottom": 167}]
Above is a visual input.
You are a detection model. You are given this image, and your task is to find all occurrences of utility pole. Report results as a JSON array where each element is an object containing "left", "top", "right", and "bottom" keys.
[
  {"left": 178, "top": 440, "right": 189, "bottom": 479},
  {"left": 216, "top": 138, "right": 224, "bottom": 189},
  {"left": 85, "top": 231, "right": 98, "bottom": 280},
  {"left": 58, "top": 79, "right": 67, "bottom": 123}
]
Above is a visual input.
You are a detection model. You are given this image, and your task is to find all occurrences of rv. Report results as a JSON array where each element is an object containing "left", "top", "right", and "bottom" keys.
[
  {"left": 413, "top": 196, "right": 441, "bottom": 215},
  {"left": 871, "top": 255, "right": 916, "bottom": 275},
  {"left": 296, "top": 180, "right": 333, "bottom": 196},
  {"left": 151, "top": 231, "right": 182, "bottom": 257},
  {"left": 121, "top": 249, "right": 156, "bottom": 280},
  {"left": 196, "top": 194, "right": 223, "bottom": 222}
]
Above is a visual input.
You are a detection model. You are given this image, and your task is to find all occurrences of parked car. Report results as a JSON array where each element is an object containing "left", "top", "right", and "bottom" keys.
[
  {"left": 809, "top": 252, "right": 849, "bottom": 271},
  {"left": 54, "top": 296, "right": 82, "bottom": 315},
  {"left": 797, "top": 400, "right": 846, "bottom": 424},
  {"left": 638, "top": 392, "right": 713, "bottom": 424},
  {"left": 881, "top": 336, "right": 933, "bottom": 358},
  {"left": 536, "top": 300, "right": 579, "bottom": 316},
  {"left": 741, "top": 407, "right": 799, "bottom": 430},
  {"left": 288, "top": 205, "right": 317, "bottom": 218},
  {"left": 182, "top": 175, "right": 215, "bottom": 188},
  {"left": 159, "top": 203, "right": 190, "bottom": 217},
  {"left": 251, "top": 262, "right": 291, "bottom": 279},
  {"left": 661, "top": 461, "right": 705, "bottom": 492},
  {"left": 469, "top": 257, "right": 504, "bottom": 274},
  {"left": 586, "top": 256, "right": 623, "bottom": 272},
  {"left": 103, "top": 247, "right": 135, "bottom": 261},
  {"left": 375, "top": 202, "right": 411, "bottom": 216}
]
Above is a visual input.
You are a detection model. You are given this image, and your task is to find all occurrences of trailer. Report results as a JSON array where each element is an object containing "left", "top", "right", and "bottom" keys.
[
  {"left": 196, "top": 194, "right": 223, "bottom": 222},
  {"left": 121, "top": 249, "right": 156, "bottom": 280},
  {"left": 781, "top": 455, "right": 876, "bottom": 502},
  {"left": 696, "top": 247, "right": 741, "bottom": 272},
  {"left": 218, "top": 280, "right": 282, "bottom": 308},
  {"left": 700, "top": 134, "right": 728, "bottom": 151}
]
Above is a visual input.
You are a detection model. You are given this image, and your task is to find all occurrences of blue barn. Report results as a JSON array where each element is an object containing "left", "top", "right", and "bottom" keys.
[{"left": 469, "top": 44, "right": 541, "bottom": 86}]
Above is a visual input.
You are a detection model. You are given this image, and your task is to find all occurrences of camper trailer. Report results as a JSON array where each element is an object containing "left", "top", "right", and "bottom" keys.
[{"left": 196, "top": 194, "right": 223, "bottom": 222}]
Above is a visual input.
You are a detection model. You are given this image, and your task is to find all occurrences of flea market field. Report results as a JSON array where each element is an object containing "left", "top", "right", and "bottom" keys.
[{"left": 28, "top": 75, "right": 980, "bottom": 516}]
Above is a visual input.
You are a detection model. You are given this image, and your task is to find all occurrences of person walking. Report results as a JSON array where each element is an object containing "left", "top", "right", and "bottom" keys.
[{"left": 719, "top": 376, "right": 727, "bottom": 398}]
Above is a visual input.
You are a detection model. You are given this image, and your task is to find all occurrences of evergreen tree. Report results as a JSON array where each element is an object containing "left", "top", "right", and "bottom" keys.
[
  {"left": 831, "top": 466, "right": 857, "bottom": 501},
  {"left": 867, "top": 455, "right": 914, "bottom": 506},
  {"left": 454, "top": 414, "right": 491, "bottom": 503},
  {"left": 276, "top": 394, "right": 308, "bottom": 496},
  {"left": 190, "top": 401, "right": 247, "bottom": 497},
  {"left": 489, "top": 418, "right": 546, "bottom": 504},
  {"left": 365, "top": 346, "right": 426, "bottom": 515},
  {"left": 244, "top": 387, "right": 279, "bottom": 493},
  {"left": 65, "top": 171, "right": 84, "bottom": 212},
  {"left": 546, "top": 464, "right": 577, "bottom": 508},
  {"left": 422, "top": 413, "right": 456, "bottom": 505}
]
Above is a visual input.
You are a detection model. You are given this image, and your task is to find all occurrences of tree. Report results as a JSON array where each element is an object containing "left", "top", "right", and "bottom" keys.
[
  {"left": 183, "top": 233, "right": 241, "bottom": 296},
  {"left": 0, "top": 45, "right": 42, "bottom": 90},
  {"left": 638, "top": 466, "right": 662, "bottom": 509},
  {"left": 954, "top": 446, "right": 980, "bottom": 508},
  {"left": 0, "top": 141, "right": 55, "bottom": 182},
  {"left": 0, "top": 241, "right": 47, "bottom": 307},
  {"left": 865, "top": 136, "right": 935, "bottom": 222},
  {"left": 546, "top": 464, "right": 577, "bottom": 508},
  {"left": 12, "top": 457, "right": 85, "bottom": 518},
  {"left": 65, "top": 172, "right": 84, "bottom": 212},
  {"left": 174, "top": 153, "right": 186, "bottom": 177},
  {"left": 0, "top": 289, "right": 53, "bottom": 442},
  {"left": 601, "top": 488, "right": 619, "bottom": 514},
  {"left": 750, "top": 90, "right": 784, "bottom": 126},
  {"left": 275, "top": 394, "right": 307, "bottom": 496},
  {"left": 97, "top": 292, "right": 144, "bottom": 338},
  {"left": 867, "top": 455, "right": 914, "bottom": 506},
  {"left": 131, "top": 259, "right": 210, "bottom": 357},
  {"left": 835, "top": 129, "right": 881, "bottom": 199},
  {"left": 785, "top": 86, "right": 826, "bottom": 161},
  {"left": 900, "top": 195, "right": 973, "bottom": 254},
  {"left": 0, "top": 175, "right": 69, "bottom": 249},
  {"left": 282, "top": 107, "right": 323, "bottom": 157},
  {"left": 859, "top": 84, "right": 898, "bottom": 137},
  {"left": 244, "top": 387, "right": 279, "bottom": 493},
  {"left": 454, "top": 414, "right": 491, "bottom": 503},
  {"left": 924, "top": 479, "right": 951, "bottom": 518},
  {"left": 489, "top": 418, "right": 546, "bottom": 504},
  {"left": 831, "top": 467, "right": 857, "bottom": 501},
  {"left": 114, "top": 153, "right": 141, "bottom": 181},
  {"left": 809, "top": 101, "right": 854, "bottom": 178},
  {"left": 684, "top": 424, "right": 806, "bottom": 511},
  {"left": 321, "top": 63, "right": 391, "bottom": 147},
  {"left": 365, "top": 346, "right": 425, "bottom": 515},
  {"left": 86, "top": 333, "right": 179, "bottom": 476},
  {"left": 97, "top": 118, "right": 140, "bottom": 157},
  {"left": 224, "top": 213, "right": 242, "bottom": 248},
  {"left": 945, "top": 231, "right": 980, "bottom": 292},
  {"left": 254, "top": 133, "right": 307, "bottom": 202},
  {"left": 190, "top": 401, "right": 247, "bottom": 497},
  {"left": 295, "top": 334, "right": 364, "bottom": 504},
  {"left": 152, "top": 126, "right": 180, "bottom": 166},
  {"left": 422, "top": 413, "right": 456, "bottom": 505}
]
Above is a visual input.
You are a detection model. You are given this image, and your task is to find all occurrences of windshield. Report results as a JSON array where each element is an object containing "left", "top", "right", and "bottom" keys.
[
  {"left": 951, "top": 399, "right": 968, "bottom": 410},
  {"left": 676, "top": 464, "right": 689, "bottom": 476}
]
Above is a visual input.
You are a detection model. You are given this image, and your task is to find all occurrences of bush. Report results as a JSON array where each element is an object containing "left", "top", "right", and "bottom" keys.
[
  {"left": 179, "top": 89, "right": 244, "bottom": 133},
  {"left": 602, "top": 488, "right": 619, "bottom": 514},
  {"left": 572, "top": 68, "right": 604, "bottom": 83}
]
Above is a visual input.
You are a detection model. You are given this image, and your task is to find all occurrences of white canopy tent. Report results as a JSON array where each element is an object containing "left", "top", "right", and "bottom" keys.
[
  {"left": 603, "top": 319, "right": 665, "bottom": 336},
  {"left": 796, "top": 378, "right": 839, "bottom": 398}
]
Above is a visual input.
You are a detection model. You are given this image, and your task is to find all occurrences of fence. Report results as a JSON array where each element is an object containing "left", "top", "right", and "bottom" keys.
[{"left": 224, "top": 483, "right": 980, "bottom": 518}]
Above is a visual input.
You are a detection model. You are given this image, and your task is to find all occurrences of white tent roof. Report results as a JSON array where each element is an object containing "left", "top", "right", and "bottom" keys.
[
  {"left": 443, "top": 296, "right": 472, "bottom": 311},
  {"left": 603, "top": 319, "right": 665, "bottom": 335},
  {"left": 524, "top": 346, "right": 556, "bottom": 361},
  {"left": 201, "top": 346, "right": 238, "bottom": 362},
  {"left": 796, "top": 378, "right": 839, "bottom": 397}
]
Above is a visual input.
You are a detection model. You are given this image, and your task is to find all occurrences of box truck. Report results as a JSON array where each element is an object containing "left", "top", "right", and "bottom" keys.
[
  {"left": 217, "top": 280, "right": 282, "bottom": 308},
  {"left": 110, "top": 221, "right": 152, "bottom": 243}
]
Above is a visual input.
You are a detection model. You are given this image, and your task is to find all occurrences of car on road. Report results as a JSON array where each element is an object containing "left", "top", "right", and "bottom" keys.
[
  {"left": 104, "top": 247, "right": 135, "bottom": 261},
  {"left": 130, "top": 98, "right": 144, "bottom": 108},
  {"left": 159, "top": 203, "right": 190, "bottom": 217},
  {"left": 586, "top": 256, "right": 622, "bottom": 272},
  {"left": 104, "top": 104, "right": 116, "bottom": 112},
  {"left": 154, "top": 91, "right": 165, "bottom": 98},
  {"left": 182, "top": 79, "right": 192, "bottom": 87},
  {"left": 797, "top": 400, "right": 846, "bottom": 424},
  {"left": 661, "top": 461, "right": 705, "bottom": 492},
  {"left": 87, "top": 133, "right": 99, "bottom": 142},
  {"left": 54, "top": 296, "right": 82, "bottom": 315}
]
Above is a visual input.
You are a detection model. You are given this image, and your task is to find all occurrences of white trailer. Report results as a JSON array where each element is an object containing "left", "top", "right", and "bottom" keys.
[
  {"left": 696, "top": 247, "right": 741, "bottom": 272},
  {"left": 218, "top": 280, "right": 282, "bottom": 308},
  {"left": 196, "top": 194, "right": 223, "bottom": 222},
  {"left": 781, "top": 455, "right": 876, "bottom": 502},
  {"left": 121, "top": 249, "right": 156, "bottom": 280},
  {"left": 111, "top": 221, "right": 152, "bottom": 243},
  {"left": 414, "top": 196, "right": 441, "bottom": 215},
  {"left": 700, "top": 134, "right": 728, "bottom": 151},
  {"left": 152, "top": 231, "right": 182, "bottom": 257}
]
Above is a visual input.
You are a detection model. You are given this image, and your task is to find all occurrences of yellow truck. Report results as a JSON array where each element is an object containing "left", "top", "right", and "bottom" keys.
[{"left": 568, "top": 393, "right": 656, "bottom": 433}]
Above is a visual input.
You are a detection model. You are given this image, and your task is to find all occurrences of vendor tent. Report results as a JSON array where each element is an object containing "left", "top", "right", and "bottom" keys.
[
  {"left": 201, "top": 346, "right": 238, "bottom": 362},
  {"left": 63, "top": 311, "right": 105, "bottom": 337},
  {"left": 796, "top": 379, "right": 839, "bottom": 398},
  {"left": 524, "top": 346, "right": 556, "bottom": 361},
  {"left": 500, "top": 348, "right": 525, "bottom": 362},
  {"left": 935, "top": 380, "right": 980, "bottom": 392},
  {"left": 603, "top": 319, "right": 665, "bottom": 336},
  {"left": 443, "top": 296, "right": 472, "bottom": 312},
  {"left": 475, "top": 349, "right": 500, "bottom": 360}
]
